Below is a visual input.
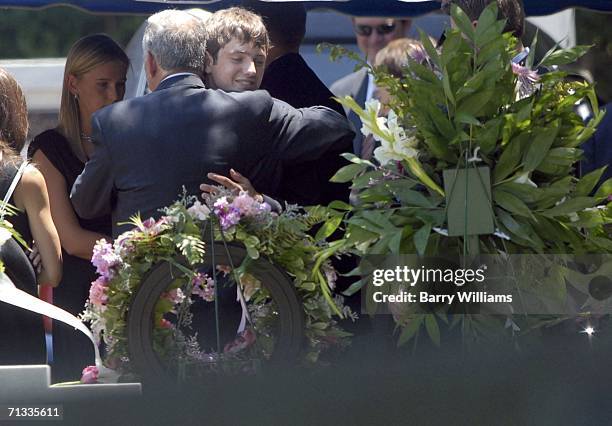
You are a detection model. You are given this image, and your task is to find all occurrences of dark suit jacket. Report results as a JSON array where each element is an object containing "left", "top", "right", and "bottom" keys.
[
  {"left": 70, "top": 74, "right": 354, "bottom": 237},
  {"left": 260, "top": 53, "right": 351, "bottom": 205},
  {"left": 330, "top": 68, "right": 368, "bottom": 156}
]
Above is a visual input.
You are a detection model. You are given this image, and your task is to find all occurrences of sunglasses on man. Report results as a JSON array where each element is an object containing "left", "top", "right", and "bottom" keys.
[{"left": 354, "top": 22, "right": 397, "bottom": 37}]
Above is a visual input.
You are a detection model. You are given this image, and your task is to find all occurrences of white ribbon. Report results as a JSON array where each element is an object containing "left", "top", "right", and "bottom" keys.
[{"left": 0, "top": 262, "right": 118, "bottom": 382}]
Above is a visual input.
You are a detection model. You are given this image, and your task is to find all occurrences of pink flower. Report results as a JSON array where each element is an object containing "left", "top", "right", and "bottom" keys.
[
  {"left": 159, "top": 318, "right": 173, "bottom": 329},
  {"left": 192, "top": 272, "right": 215, "bottom": 302},
  {"left": 81, "top": 366, "right": 99, "bottom": 384},
  {"left": 231, "top": 192, "right": 259, "bottom": 217},
  {"left": 213, "top": 197, "right": 241, "bottom": 230},
  {"left": 223, "top": 328, "right": 256, "bottom": 354},
  {"left": 216, "top": 265, "right": 232, "bottom": 276},
  {"left": 89, "top": 277, "right": 109, "bottom": 307},
  {"left": 139, "top": 217, "right": 169, "bottom": 236},
  {"left": 91, "top": 239, "right": 121, "bottom": 279},
  {"left": 511, "top": 62, "right": 540, "bottom": 83},
  {"left": 162, "top": 288, "right": 185, "bottom": 305}
]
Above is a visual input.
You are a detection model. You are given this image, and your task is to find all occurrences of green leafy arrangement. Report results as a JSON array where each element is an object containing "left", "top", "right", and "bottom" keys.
[{"left": 322, "top": 3, "right": 612, "bottom": 346}]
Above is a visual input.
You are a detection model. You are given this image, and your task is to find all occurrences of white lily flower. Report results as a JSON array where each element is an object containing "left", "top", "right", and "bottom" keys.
[
  {"left": 360, "top": 99, "right": 388, "bottom": 141},
  {"left": 373, "top": 145, "right": 402, "bottom": 165},
  {"left": 513, "top": 171, "right": 538, "bottom": 188}
]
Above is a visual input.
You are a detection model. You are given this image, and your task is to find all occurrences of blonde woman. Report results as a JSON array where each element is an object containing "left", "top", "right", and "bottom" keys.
[
  {"left": 0, "top": 67, "right": 62, "bottom": 364},
  {"left": 29, "top": 34, "right": 128, "bottom": 380}
]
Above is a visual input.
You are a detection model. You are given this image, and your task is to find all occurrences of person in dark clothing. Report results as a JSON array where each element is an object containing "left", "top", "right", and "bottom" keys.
[
  {"left": 245, "top": 1, "right": 351, "bottom": 206},
  {"left": 581, "top": 102, "right": 612, "bottom": 191}
]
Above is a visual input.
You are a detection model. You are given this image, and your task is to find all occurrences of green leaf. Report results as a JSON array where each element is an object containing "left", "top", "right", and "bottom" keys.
[
  {"left": 340, "top": 152, "right": 375, "bottom": 167},
  {"left": 594, "top": 178, "right": 612, "bottom": 200},
  {"left": 523, "top": 29, "right": 538, "bottom": 68},
  {"left": 413, "top": 222, "right": 432, "bottom": 256},
  {"left": 330, "top": 163, "right": 368, "bottom": 183},
  {"left": 425, "top": 314, "right": 441, "bottom": 346},
  {"left": 315, "top": 215, "right": 343, "bottom": 241},
  {"left": 394, "top": 188, "right": 433, "bottom": 208},
  {"left": 419, "top": 28, "right": 441, "bottom": 69},
  {"left": 497, "top": 182, "right": 541, "bottom": 204},
  {"left": 299, "top": 281, "right": 316, "bottom": 291},
  {"left": 388, "top": 229, "right": 404, "bottom": 254},
  {"left": 496, "top": 209, "right": 537, "bottom": 245},
  {"left": 523, "top": 124, "right": 560, "bottom": 172},
  {"left": 494, "top": 134, "right": 526, "bottom": 183},
  {"left": 476, "top": 118, "right": 502, "bottom": 154},
  {"left": 494, "top": 189, "right": 535, "bottom": 219},
  {"left": 342, "top": 278, "right": 367, "bottom": 297},
  {"left": 456, "top": 112, "right": 481, "bottom": 126},
  {"left": 398, "top": 316, "right": 424, "bottom": 347},
  {"left": 457, "top": 88, "right": 495, "bottom": 117},
  {"left": 539, "top": 45, "right": 592, "bottom": 68},
  {"left": 541, "top": 197, "right": 598, "bottom": 217},
  {"left": 574, "top": 166, "right": 607, "bottom": 197},
  {"left": 442, "top": 67, "right": 456, "bottom": 106},
  {"left": 475, "top": 3, "right": 502, "bottom": 48},
  {"left": 450, "top": 4, "right": 475, "bottom": 41},
  {"left": 327, "top": 200, "right": 353, "bottom": 211}
]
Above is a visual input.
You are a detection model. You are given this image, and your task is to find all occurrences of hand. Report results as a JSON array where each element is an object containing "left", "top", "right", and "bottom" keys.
[
  {"left": 29, "top": 241, "right": 42, "bottom": 275},
  {"left": 200, "top": 169, "right": 263, "bottom": 202}
]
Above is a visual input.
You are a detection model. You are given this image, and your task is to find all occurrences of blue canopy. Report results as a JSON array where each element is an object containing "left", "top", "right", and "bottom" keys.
[{"left": 1, "top": 0, "right": 612, "bottom": 17}]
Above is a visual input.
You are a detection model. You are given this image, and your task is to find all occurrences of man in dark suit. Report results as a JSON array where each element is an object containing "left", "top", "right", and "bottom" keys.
[
  {"left": 246, "top": 2, "right": 350, "bottom": 205},
  {"left": 70, "top": 9, "right": 354, "bottom": 237},
  {"left": 330, "top": 17, "right": 411, "bottom": 156}
]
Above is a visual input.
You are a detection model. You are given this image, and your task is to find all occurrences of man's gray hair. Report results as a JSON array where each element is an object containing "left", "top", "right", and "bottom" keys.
[{"left": 142, "top": 10, "right": 208, "bottom": 72}]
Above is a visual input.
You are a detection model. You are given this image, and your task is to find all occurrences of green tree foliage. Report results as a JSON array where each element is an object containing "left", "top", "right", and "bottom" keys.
[{"left": 0, "top": 6, "right": 143, "bottom": 58}]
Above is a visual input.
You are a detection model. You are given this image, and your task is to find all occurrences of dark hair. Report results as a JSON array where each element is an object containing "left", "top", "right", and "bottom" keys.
[
  {"left": 0, "top": 67, "right": 28, "bottom": 162},
  {"left": 243, "top": 1, "right": 306, "bottom": 50},
  {"left": 442, "top": 0, "right": 525, "bottom": 39}
]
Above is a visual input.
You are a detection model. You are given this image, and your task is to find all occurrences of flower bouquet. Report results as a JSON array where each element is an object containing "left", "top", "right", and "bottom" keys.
[{"left": 324, "top": 3, "right": 612, "bottom": 346}]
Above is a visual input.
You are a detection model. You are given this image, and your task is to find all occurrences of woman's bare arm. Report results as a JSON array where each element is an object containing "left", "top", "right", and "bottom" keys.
[
  {"left": 33, "top": 150, "right": 107, "bottom": 259},
  {"left": 13, "top": 165, "right": 62, "bottom": 287}
]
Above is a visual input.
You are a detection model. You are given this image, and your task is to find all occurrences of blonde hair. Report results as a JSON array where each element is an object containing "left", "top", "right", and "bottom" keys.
[
  {"left": 57, "top": 34, "right": 129, "bottom": 162},
  {"left": 205, "top": 7, "right": 269, "bottom": 62},
  {"left": 0, "top": 67, "right": 27, "bottom": 166},
  {"left": 374, "top": 38, "right": 428, "bottom": 78}
]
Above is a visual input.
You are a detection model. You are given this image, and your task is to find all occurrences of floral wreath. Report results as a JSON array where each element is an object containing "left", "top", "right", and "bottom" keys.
[{"left": 82, "top": 190, "right": 353, "bottom": 377}]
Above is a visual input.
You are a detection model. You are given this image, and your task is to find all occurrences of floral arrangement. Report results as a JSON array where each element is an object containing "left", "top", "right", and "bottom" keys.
[
  {"left": 82, "top": 190, "right": 352, "bottom": 377},
  {"left": 323, "top": 3, "right": 612, "bottom": 345}
]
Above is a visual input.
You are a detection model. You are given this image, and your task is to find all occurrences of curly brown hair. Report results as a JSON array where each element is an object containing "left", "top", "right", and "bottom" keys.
[{"left": 205, "top": 7, "right": 269, "bottom": 62}]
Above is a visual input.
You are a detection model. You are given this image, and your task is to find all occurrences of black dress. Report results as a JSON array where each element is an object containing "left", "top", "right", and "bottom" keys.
[
  {"left": 30, "top": 129, "right": 112, "bottom": 381},
  {"left": 0, "top": 162, "right": 46, "bottom": 365}
]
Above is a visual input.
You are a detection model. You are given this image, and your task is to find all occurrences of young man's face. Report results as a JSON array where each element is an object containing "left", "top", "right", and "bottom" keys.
[{"left": 205, "top": 38, "right": 267, "bottom": 92}]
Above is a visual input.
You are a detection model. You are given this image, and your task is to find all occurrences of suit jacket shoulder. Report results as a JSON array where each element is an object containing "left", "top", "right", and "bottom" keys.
[{"left": 330, "top": 68, "right": 368, "bottom": 99}]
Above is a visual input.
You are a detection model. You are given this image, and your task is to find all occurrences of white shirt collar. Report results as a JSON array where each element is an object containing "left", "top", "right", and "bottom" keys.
[
  {"left": 366, "top": 71, "right": 376, "bottom": 103},
  {"left": 159, "top": 72, "right": 199, "bottom": 85}
]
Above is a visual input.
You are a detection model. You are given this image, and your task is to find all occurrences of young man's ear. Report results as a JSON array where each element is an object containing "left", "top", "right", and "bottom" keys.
[{"left": 204, "top": 51, "right": 214, "bottom": 74}]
